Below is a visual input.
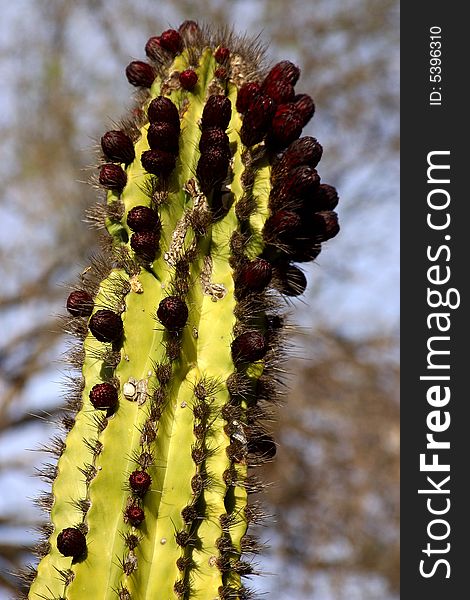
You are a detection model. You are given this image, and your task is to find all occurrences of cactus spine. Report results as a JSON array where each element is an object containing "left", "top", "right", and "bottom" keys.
[{"left": 25, "top": 21, "right": 339, "bottom": 600}]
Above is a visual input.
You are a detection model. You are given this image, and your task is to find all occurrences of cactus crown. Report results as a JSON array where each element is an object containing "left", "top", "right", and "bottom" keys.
[{"left": 23, "top": 20, "right": 339, "bottom": 600}]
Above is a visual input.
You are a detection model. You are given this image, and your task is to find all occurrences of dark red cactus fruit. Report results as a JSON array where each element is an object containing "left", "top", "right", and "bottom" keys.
[
  {"left": 266, "top": 104, "right": 304, "bottom": 149},
  {"left": 66, "top": 290, "right": 94, "bottom": 317},
  {"left": 141, "top": 149, "right": 176, "bottom": 177},
  {"left": 129, "top": 470, "right": 152, "bottom": 497},
  {"left": 198, "top": 127, "right": 231, "bottom": 158},
  {"left": 147, "top": 96, "right": 180, "bottom": 130},
  {"left": 293, "top": 94, "right": 315, "bottom": 126},
  {"left": 263, "top": 60, "right": 300, "bottom": 87},
  {"left": 201, "top": 95, "right": 232, "bottom": 130},
  {"left": 263, "top": 210, "right": 303, "bottom": 244},
  {"left": 147, "top": 121, "right": 179, "bottom": 154},
  {"left": 236, "top": 258, "right": 273, "bottom": 294},
  {"left": 240, "top": 94, "right": 277, "bottom": 146},
  {"left": 125, "top": 61, "right": 155, "bottom": 88},
  {"left": 271, "top": 137, "right": 323, "bottom": 183},
  {"left": 248, "top": 434, "right": 277, "bottom": 459},
  {"left": 179, "top": 69, "right": 198, "bottom": 90},
  {"left": 130, "top": 230, "right": 160, "bottom": 261},
  {"left": 270, "top": 166, "right": 321, "bottom": 211},
  {"left": 215, "top": 46, "right": 230, "bottom": 63},
  {"left": 145, "top": 36, "right": 162, "bottom": 61},
  {"left": 89, "top": 309, "right": 123, "bottom": 343},
  {"left": 262, "top": 78, "right": 295, "bottom": 105},
  {"left": 277, "top": 264, "right": 308, "bottom": 296},
  {"left": 57, "top": 527, "right": 86, "bottom": 559},
  {"left": 311, "top": 211, "right": 340, "bottom": 241},
  {"left": 89, "top": 382, "right": 118, "bottom": 410},
  {"left": 214, "top": 66, "right": 228, "bottom": 80},
  {"left": 239, "top": 121, "right": 265, "bottom": 147},
  {"left": 159, "top": 29, "right": 183, "bottom": 54},
  {"left": 125, "top": 505, "right": 145, "bottom": 527},
  {"left": 178, "top": 20, "right": 200, "bottom": 44},
  {"left": 231, "top": 331, "right": 268, "bottom": 363},
  {"left": 101, "top": 130, "right": 135, "bottom": 166},
  {"left": 245, "top": 93, "right": 276, "bottom": 127},
  {"left": 127, "top": 205, "right": 160, "bottom": 232},
  {"left": 157, "top": 296, "right": 189, "bottom": 330},
  {"left": 99, "top": 163, "right": 127, "bottom": 192},
  {"left": 196, "top": 147, "right": 230, "bottom": 192},
  {"left": 236, "top": 81, "right": 261, "bottom": 114},
  {"left": 312, "top": 183, "right": 339, "bottom": 211}
]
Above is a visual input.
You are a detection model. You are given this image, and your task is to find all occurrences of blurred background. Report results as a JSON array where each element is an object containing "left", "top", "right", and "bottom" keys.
[{"left": 0, "top": 1, "right": 399, "bottom": 598}]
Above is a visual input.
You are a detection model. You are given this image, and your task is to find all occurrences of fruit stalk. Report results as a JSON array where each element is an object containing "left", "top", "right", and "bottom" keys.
[{"left": 25, "top": 21, "right": 339, "bottom": 600}]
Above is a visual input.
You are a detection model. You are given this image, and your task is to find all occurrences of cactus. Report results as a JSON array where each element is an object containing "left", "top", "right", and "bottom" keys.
[{"left": 24, "top": 21, "right": 339, "bottom": 600}]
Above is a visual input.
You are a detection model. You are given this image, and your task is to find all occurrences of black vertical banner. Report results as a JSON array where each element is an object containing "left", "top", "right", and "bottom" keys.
[{"left": 401, "top": 5, "right": 468, "bottom": 600}]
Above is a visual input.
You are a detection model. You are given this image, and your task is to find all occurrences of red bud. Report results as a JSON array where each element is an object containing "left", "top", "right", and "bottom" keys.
[
  {"left": 147, "top": 96, "right": 180, "bottom": 129},
  {"left": 157, "top": 296, "right": 189, "bottom": 330},
  {"left": 130, "top": 230, "right": 160, "bottom": 261},
  {"left": 263, "top": 210, "right": 302, "bottom": 244},
  {"left": 236, "top": 81, "right": 261, "bottom": 114},
  {"left": 312, "top": 184, "right": 339, "bottom": 211},
  {"left": 145, "top": 36, "right": 162, "bottom": 61},
  {"left": 129, "top": 470, "right": 152, "bottom": 496},
  {"left": 263, "top": 60, "right": 300, "bottom": 86},
  {"left": 196, "top": 147, "right": 230, "bottom": 192},
  {"left": 147, "top": 121, "right": 179, "bottom": 153},
  {"left": 125, "top": 505, "right": 145, "bottom": 526},
  {"left": 198, "top": 127, "right": 230, "bottom": 158},
  {"left": 99, "top": 164, "right": 127, "bottom": 192},
  {"left": 231, "top": 331, "right": 268, "bottom": 363},
  {"left": 201, "top": 95, "right": 232, "bottom": 130},
  {"left": 159, "top": 29, "right": 183, "bottom": 54},
  {"left": 179, "top": 69, "right": 198, "bottom": 90},
  {"left": 293, "top": 94, "right": 315, "bottom": 126},
  {"left": 141, "top": 149, "right": 176, "bottom": 177},
  {"left": 125, "top": 61, "right": 155, "bottom": 88},
  {"left": 57, "top": 528, "right": 86, "bottom": 559},
  {"left": 127, "top": 206, "right": 160, "bottom": 232},
  {"left": 101, "top": 130, "right": 135, "bottom": 165},
  {"left": 236, "top": 258, "right": 272, "bottom": 294},
  {"left": 266, "top": 104, "right": 303, "bottom": 149},
  {"left": 311, "top": 211, "right": 340, "bottom": 241},
  {"left": 66, "top": 290, "right": 94, "bottom": 317},
  {"left": 89, "top": 309, "right": 123, "bottom": 343},
  {"left": 271, "top": 137, "right": 323, "bottom": 183},
  {"left": 214, "top": 66, "right": 228, "bottom": 80},
  {"left": 89, "top": 382, "right": 118, "bottom": 410},
  {"left": 215, "top": 46, "right": 230, "bottom": 63},
  {"left": 262, "top": 78, "right": 295, "bottom": 104}
]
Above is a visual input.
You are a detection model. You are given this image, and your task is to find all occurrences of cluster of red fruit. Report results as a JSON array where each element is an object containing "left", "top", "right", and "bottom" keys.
[{"left": 237, "top": 61, "right": 315, "bottom": 150}]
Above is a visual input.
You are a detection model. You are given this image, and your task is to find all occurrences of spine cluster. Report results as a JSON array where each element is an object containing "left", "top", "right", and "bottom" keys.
[{"left": 24, "top": 20, "right": 339, "bottom": 600}]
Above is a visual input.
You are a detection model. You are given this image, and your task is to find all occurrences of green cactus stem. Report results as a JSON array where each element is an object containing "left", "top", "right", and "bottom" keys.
[{"left": 24, "top": 21, "right": 339, "bottom": 600}]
